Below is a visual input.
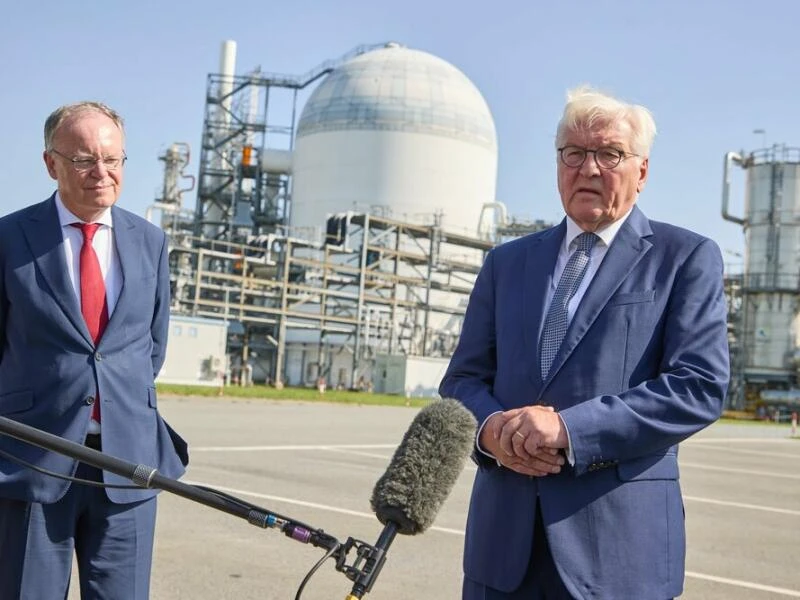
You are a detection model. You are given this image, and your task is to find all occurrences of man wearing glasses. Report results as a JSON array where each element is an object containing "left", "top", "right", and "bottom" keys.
[
  {"left": 0, "top": 102, "right": 188, "bottom": 599},
  {"left": 441, "top": 87, "right": 729, "bottom": 599}
]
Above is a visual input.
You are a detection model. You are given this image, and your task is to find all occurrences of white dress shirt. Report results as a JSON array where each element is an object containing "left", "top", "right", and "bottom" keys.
[{"left": 55, "top": 192, "right": 123, "bottom": 432}]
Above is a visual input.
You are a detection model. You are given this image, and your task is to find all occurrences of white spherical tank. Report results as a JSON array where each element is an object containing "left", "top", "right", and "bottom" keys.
[{"left": 290, "top": 43, "right": 498, "bottom": 236}]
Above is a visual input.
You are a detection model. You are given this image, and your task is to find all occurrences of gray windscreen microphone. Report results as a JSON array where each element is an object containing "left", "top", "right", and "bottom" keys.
[
  {"left": 347, "top": 398, "right": 476, "bottom": 598},
  {"left": 371, "top": 397, "right": 477, "bottom": 534}
]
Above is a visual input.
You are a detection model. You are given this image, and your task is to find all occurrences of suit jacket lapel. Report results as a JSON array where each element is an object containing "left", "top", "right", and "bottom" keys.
[
  {"left": 20, "top": 196, "right": 93, "bottom": 346},
  {"left": 101, "top": 207, "right": 140, "bottom": 345},
  {"left": 541, "top": 206, "right": 653, "bottom": 387},
  {"left": 523, "top": 222, "right": 565, "bottom": 386}
]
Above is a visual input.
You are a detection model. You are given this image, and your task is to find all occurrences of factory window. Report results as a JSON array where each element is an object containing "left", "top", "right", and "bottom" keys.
[
  {"left": 188, "top": 327, "right": 198, "bottom": 338},
  {"left": 173, "top": 325, "right": 182, "bottom": 336}
]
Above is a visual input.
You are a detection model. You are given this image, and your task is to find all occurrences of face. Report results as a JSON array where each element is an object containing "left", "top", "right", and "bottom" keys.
[
  {"left": 556, "top": 121, "right": 648, "bottom": 232},
  {"left": 43, "top": 111, "right": 125, "bottom": 222}
]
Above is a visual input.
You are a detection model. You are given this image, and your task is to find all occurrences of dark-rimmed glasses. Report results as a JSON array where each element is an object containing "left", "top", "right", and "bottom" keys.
[
  {"left": 558, "top": 145, "right": 638, "bottom": 170},
  {"left": 49, "top": 148, "right": 127, "bottom": 172}
]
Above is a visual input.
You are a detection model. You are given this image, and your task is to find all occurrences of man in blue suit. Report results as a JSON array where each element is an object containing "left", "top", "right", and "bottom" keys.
[
  {"left": 440, "top": 87, "right": 729, "bottom": 599},
  {"left": 0, "top": 102, "right": 188, "bottom": 599}
]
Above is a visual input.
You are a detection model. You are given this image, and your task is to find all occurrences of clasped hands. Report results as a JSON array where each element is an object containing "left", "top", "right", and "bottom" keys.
[{"left": 480, "top": 405, "right": 568, "bottom": 477}]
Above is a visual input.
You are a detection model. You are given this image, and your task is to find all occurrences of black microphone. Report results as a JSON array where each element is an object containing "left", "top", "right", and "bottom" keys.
[{"left": 346, "top": 398, "right": 477, "bottom": 598}]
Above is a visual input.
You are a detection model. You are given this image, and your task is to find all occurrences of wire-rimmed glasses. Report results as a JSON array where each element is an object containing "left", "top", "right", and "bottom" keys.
[{"left": 49, "top": 148, "right": 127, "bottom": 172}]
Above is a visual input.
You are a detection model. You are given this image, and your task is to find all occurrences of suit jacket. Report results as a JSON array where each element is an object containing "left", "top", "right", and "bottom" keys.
[
  {"left": 0, "top": 195, "right": 188, "bottom": 505},
  {"left": 439, "top": 206, "right": 729, "bottom": 599}
]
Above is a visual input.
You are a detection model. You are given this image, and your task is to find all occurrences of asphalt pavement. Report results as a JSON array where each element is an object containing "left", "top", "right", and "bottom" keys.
[{"left": 68, "top": 397, "right": 800, "bottom": 599}]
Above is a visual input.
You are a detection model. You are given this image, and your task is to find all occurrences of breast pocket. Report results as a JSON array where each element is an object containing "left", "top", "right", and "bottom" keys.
[
  {"left": 592, "top": 288, "right": 662, "bottom": 391},
  {"left": 606, "top": 289, "right": 655, "bottom": 307}
]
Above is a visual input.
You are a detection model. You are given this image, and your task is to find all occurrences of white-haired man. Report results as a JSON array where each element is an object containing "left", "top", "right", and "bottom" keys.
[{"left": 441, "top": 87, "right": 729, "bottom": 599}]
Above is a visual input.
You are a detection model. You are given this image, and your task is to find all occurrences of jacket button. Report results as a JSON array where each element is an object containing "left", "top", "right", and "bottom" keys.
[
  {"left": 94, "top": 352, "right": 102, "bottom": 361},
  {"left": 84, "top": 396, "right": 95, "bottom": 405}
]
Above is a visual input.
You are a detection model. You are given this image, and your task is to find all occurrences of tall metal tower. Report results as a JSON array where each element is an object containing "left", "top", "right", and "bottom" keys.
[
  {"left": 722, "top": 145, "right": 800, "bottom": 409},
  {"left": 193, "top": 41, "right": 383, "bottom": 242}
]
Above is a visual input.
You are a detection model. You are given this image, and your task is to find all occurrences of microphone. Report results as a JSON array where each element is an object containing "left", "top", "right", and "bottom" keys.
[
  {"left": 2, "top": 403, "right": 478, "bottom": 599},
  {"left": 345, "top": 398, "right": 477, "bottom": 598}
]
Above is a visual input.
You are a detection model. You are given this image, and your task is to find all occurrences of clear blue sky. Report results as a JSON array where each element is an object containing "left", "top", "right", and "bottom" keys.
[{"left": 4, "top": 0, "right": 799, "bottom": 266}]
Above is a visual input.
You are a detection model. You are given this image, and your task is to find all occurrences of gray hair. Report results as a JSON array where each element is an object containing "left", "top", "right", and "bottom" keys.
[
  {"left": 44, "top": 101, "right": 125, "bottom": 150},
  {"left": 555, "top": 86, "right": 657, "bottom": 156}
]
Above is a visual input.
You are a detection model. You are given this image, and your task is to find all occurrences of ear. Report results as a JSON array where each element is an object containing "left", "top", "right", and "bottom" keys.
[
  {"left": 636, "top": 157, "right": 649, "bottom": 193},
  {"left": 43, "top": 150, "right": 58, "bottom": 180}
]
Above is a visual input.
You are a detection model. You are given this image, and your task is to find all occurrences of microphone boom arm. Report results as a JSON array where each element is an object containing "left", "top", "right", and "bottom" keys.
[
  {"left": 0, "top": 415, "right": 387, "bottom": 596},
  {"left": 0, "top": 415, "right": 278, "bottom": 526}
]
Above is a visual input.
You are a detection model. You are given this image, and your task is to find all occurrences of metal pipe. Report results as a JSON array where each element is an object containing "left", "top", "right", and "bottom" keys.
[
  {"left": 477, "top": 201, "right": 509, "bottom": 240},
  {"left": 145, "top": 202, "right": 179, "bottom": 224},
  {"left": 722, "top": 152, "right": 745, "bottom": 225},
  {"left": 274, "top": 238, "right": 291, "bottom": 388},
  {"left": 219, "top": 40, "right": 237, "bottom": 121},
  {"left": 352, "top": 217, "right": 370, "bottom": 386}
]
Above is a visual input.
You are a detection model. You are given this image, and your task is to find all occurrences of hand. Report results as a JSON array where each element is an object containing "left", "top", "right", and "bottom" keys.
[
  {"left": 480, "top": 412, "right": 565, "bottom": 477},
  {"left": 498, "top": 405, "right": 568, "bottom": 459},
  {"left": 502, "top": 446, "right": 565, "bottom": 477}
]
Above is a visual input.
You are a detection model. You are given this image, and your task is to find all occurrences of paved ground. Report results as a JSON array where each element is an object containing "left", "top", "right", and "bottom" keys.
[{"left": 68, "top": 397, "right": 800, "bottom": 599}]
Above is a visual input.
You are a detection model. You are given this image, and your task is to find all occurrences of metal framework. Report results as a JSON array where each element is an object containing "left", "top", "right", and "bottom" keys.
[
  {"left": 167, "top": 214, "right": 492, "bottom": 386},
  {"left": 193, "top": 44, "right": 384, "bottom": 242}
]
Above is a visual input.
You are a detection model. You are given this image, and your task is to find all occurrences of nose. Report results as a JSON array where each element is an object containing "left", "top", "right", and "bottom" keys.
[
  {"left": 88, "top": 159, "right": 110, "bottom": 178},
  {"left": 579, "top": 152, "right": 601, "bottom": 177}
]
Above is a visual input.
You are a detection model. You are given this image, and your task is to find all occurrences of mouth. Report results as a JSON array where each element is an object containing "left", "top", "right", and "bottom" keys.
[{"left": 575, "top": 187, "right": 602, "bottom": 196}]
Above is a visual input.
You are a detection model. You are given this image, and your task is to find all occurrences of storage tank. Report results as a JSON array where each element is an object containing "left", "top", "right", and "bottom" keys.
[
  {"left": 290, "top": 42, "right": 498, "bottom": 238},
  {"left": 722, "top": 147, "right": 800, "bottom": 398}
]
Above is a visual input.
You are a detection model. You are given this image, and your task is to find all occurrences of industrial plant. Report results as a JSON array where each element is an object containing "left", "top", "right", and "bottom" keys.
[
  {"left": 154, "top": 40, "right": 799, "bottom": 416},
  {"left": 153, "top": 40, "right": 550, "bottom": 396},
  {"left": 723, "top": 146, "right": 800, "bottom": 414}
]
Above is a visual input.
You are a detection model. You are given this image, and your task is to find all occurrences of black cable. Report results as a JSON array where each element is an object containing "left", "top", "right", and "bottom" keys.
[
  {"left": 193, "top": 484, "right": 321, "bottom": 533},
  {"left": 0, "top": 452, "right": 314, "bottom": 513},
  {"left": 294, "top": 543, "right": 340, "bottom": 600},
  {"left": 0, "top": 448, "right": 142, "bottom": 489},
  {"left": 193, "top": 483, "right": 348, "bottom": 596}
]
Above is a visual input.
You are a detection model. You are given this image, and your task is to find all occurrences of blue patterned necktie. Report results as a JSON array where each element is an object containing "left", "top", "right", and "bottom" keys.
[{"left": 540, "top": 232, "right": 598, "bottom": 379}]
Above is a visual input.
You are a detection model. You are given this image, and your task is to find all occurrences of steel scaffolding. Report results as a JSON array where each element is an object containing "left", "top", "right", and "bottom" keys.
[{"left": 167, "top": 213, "right": 492, "bottom": 386}]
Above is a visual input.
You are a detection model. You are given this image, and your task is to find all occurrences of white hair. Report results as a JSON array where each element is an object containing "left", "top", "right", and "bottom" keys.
[{"left": 555, "top": 85, "right": 657, "bottom": 156}]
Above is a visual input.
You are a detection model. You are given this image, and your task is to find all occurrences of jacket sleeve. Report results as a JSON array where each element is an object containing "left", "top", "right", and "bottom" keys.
[
  {"left": 559, "top": 238, "right": 730, "bottom": 475},
  {"left": 439, "top": 250, "right": 506, "bottom": 442}
]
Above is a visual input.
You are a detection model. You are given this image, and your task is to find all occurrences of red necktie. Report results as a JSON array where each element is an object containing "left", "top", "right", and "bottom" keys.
[{"left": 72, "top": 223, "right": 109, "bottom": 422}]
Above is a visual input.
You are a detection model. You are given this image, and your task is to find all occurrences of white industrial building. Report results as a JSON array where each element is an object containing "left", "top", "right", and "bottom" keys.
[
  {"left": 157, "top": 315, "right": 228, "bottom": 387},
  {"left": 290, "top": 43, "right": 497, "bottom": 238}
]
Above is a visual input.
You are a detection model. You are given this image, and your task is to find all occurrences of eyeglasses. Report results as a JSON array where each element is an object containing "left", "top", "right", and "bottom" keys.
[
  {"left": 558, "top": 145, "right": 638, "bottom": 170},
  {"left": 49, "top": 148, "right": 127, "bottom": 172}
]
